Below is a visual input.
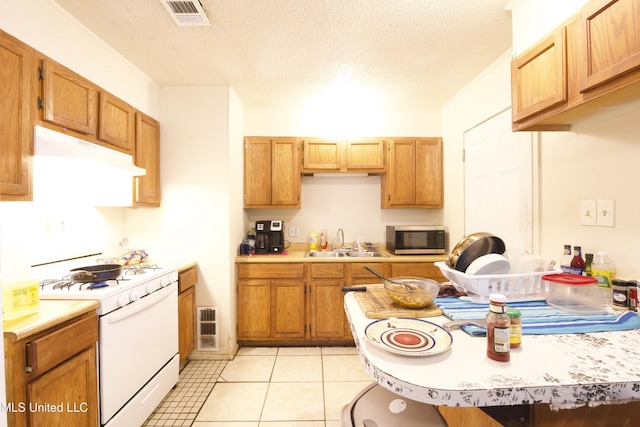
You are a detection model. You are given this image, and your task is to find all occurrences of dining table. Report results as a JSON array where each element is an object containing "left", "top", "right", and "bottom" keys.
[{"left": 344, "top": 290, "right": 640, "bottom": 425}]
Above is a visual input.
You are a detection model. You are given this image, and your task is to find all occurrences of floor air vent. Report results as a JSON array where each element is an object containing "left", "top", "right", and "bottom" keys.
[
  {"left": 196, "top": 306, "right": 219, "bottom": 351},
  {"left": 160, "top": 0, "right": 211, "bottom": 26}
]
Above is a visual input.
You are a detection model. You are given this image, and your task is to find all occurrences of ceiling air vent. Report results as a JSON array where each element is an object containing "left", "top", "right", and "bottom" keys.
[{"left": 160, "top": 0, "right": 211, "bottom": 26}]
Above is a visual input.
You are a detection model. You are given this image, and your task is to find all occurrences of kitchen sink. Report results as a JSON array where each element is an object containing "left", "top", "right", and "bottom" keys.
[
  {"left": 306, "top": 251, "right": 344, "bottom": 257},
  {"left": 344, "top": 252, "right": 387, "bottom": 257},
  {"left": 305, "top": 251, "right": 387, "bottom": 258}
]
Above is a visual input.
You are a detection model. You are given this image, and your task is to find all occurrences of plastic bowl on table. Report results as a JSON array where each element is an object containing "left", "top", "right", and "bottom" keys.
[{"left": 384, "top": 277, "right": 440, "bottom": 309}]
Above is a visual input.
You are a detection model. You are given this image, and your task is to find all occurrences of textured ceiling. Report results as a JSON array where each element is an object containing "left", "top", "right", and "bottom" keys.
[{"left": 52, "top": 0, "right": 512, "bottom": 109}]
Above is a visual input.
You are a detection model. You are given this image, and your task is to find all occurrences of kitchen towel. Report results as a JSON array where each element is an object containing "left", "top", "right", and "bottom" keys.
[{"left": 435, "top": 297, "right": 640, "bottom": 336}]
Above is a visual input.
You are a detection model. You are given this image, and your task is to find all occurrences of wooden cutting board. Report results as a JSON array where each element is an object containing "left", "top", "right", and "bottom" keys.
[{"left": 354, "top": 287, "right": 442, "bottom": 318}]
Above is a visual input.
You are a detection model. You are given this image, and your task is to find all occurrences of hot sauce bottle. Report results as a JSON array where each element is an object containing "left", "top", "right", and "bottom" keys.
[{"left": 486, "top": 294, "right": 510, "bottom": 362}]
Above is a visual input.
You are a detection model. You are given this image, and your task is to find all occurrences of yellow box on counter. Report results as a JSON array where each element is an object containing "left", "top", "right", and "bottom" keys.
[{"left": 2, "top": 279, "right": 40, "bottom": 321}]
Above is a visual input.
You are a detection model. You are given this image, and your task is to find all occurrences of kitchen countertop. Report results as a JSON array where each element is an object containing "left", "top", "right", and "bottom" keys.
[
  {"left": 3, "top": 300, "right": 99, "bottom": 342},
  {"left": 344, "top": 291, "right": 640, "bottom": 410},
  {"left": 235, "top": 243, "right": 448, "bottom": 263}
]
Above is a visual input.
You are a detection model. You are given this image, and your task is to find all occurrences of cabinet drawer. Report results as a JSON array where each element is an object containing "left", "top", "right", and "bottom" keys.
[
  {"left": 388, "top": 262, "right": 445, "bottom": 279},
  {"left": 179, "top": 266, "right": 198, "bottom": 293},
  {"left": 310, "top": 263, "right": 345, "bottom": 279},
  {"left": 350, "top": 263, "right": 384, "bottom": 279},
  {"left": 238, "top": 263, "right": 304, "bottom": 279},
  {"left": 26, "top": 313, "right": 98, "bottom": 377}
]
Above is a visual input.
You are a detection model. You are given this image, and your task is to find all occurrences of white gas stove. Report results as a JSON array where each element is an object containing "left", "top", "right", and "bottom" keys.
[
  {"left": 33, "top": 255, "right": 180, "bottom": 427},
  {"left": 38, "top": 263, "right": 179, "bottom": 316}
]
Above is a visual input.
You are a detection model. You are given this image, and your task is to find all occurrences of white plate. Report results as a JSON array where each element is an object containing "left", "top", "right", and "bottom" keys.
[{"left": 364, "top": 318, "right": 453, "bottom": 356}]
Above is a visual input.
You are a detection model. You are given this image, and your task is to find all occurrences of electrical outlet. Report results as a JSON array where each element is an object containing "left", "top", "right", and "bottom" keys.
[
  {"left": 580, "top": 200, "right": 597, "bottom": 226},
  {"left": 47, "top": 217, "right": 67, "bottom": 233},
  {"left": 288, "top": 226, "right": 300, "bottom": 237},
  {"left": 596, "top": 199, "right": 615, "bottom": 227}
]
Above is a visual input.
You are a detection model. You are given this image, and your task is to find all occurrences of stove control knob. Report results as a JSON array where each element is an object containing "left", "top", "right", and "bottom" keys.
[
  {"left": 160, "top": 276, "right": 170, "bottom": 287},
  {"left": 130, "top": 291, "right": 141, "bottom": 302},
  {"left": 117, "top": 294, "right": 130, "bottom": 307},
  {"left": 146, "top": 282, "right": 159, "bottom": 294}
]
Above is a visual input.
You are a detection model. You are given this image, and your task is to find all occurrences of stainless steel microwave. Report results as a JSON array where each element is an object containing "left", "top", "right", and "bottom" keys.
[{"left": 386, "top": 225, "right": 446, "bottom": 255}]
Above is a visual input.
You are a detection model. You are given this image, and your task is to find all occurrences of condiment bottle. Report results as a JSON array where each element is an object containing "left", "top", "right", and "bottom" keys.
[
  {"left": 592, "top": 251, "right": 617, "bottom": 307},
  {"left": 612, "top": 279, "right": 629, "bottom": 311},
  {"left": 584, "top": 253, "right": 593, "bottom": 277},
  {"left": 486, "top": 294, "right": 510, "bottom": 362},
  {"left": 570, "top": 246, "right": 585, "bottom": 275},
  {"left": 320, "top": 229, "right": 328, "bottom": 251},
  {"left": 630, "top": 280, "right": 639, "bottom": 312},
  {"left": 507, "top": 307, "right": 522, "bottom": 349},
  {"left": 560, "top": 244, "right": 573, "bottom": 274},
  {"left": 309, "top": 232, "right": 318, "bottom": 251}
]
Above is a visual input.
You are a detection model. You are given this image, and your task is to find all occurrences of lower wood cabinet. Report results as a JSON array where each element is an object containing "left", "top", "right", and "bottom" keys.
[
  {"left": 309, "top": 263, "right": 350, "bottom": 341},
  {"left": 178, "top": 265, "right": 198, "bottom": 367},
  {"left": 237, "top": 264, "right": 306, "bottom": 342},
  {"left": 236, "top": 260, "right": 444, "bottom": 346},
  {"left": 4, "top": 307, "right": 99, "bottom": 426},
  {"left": 386, "top": 262, "right": 446, "bottom": 282}
]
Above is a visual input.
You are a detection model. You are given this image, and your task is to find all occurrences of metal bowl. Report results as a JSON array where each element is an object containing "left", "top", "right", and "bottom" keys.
[
  {"left": 446, "top": 232, "right": 506, "bottom": 272},
  {"left": 383, "top": 277, "right": 440, "bottom": 309}
]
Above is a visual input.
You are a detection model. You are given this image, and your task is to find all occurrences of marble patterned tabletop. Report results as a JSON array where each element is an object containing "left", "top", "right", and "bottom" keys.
[{"left": 344, "top": 292, "right": 640, "bottom": 410}]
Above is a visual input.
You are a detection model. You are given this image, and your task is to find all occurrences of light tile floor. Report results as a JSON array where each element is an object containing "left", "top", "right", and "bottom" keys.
[{"left": 143, "top": 346, "right": 373, "bottom": 427}]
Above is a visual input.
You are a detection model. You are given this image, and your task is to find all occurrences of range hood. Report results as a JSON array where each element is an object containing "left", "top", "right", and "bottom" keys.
[
  {"left": 34, "top": 125, "right": 146, "bottom": 176},
  {"left": 33, "top": 125, "right": 146, "bottom": 206}
]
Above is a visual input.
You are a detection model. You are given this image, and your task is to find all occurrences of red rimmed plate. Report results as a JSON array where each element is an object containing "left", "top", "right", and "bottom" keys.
[{"left": 364, "top": 318, "right": 453, "bottom": 356}]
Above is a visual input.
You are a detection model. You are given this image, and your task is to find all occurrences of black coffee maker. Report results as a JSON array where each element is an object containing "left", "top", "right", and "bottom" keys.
[{"left": 255, "top": 220, "right": 285, "bottom": 254}]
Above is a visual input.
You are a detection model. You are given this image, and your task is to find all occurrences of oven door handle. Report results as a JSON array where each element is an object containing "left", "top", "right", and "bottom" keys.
[{"left": 108, "top": 284, "right": 175, "bottom": 324}]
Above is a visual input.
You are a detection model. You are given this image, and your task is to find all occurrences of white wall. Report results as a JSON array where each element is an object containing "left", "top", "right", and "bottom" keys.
[
  {"left": 243, "top": 107, "right": 445, "bottom": 245},
  {"left": 125, "top": 87, "right": 244, "bottom": 357},
  {"left": 441, "top": 50, "right": 514, "bottom": 248}
]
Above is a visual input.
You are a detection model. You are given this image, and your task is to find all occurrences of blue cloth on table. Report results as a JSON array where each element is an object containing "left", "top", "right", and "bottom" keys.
[{"left": 434, "top": 297, "right": 640, "bottom": 336}]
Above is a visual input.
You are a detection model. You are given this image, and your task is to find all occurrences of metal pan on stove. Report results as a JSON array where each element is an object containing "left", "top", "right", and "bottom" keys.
[{"left": 69, "top": 264, "right": 122, "bottom": 283}]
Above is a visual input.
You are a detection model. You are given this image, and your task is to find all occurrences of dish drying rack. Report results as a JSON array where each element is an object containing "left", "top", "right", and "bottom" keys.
[{"left": 435, "top": 261, "right": 552, "bottom": 303}]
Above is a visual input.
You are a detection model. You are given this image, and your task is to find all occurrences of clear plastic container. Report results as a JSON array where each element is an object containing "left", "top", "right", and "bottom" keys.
[{"left": 592, "top": 251, "right": 616, "bottom": 307}]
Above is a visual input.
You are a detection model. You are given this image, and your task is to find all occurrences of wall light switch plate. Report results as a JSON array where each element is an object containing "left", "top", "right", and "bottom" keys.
[
  {"left": 288, "top": 226, "right": 300, "bottom": 237},
  {"left": 580, "top": 200, "right": 597, "bottom": 226},
  {"left": 596, "top": 199, "right": 615, "bottom": 227}
]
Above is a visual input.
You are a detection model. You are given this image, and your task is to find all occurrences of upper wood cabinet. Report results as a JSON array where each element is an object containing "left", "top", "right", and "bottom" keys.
[
  {"left": 302, "top": 138, "right": 341, "bottom": 170},
  {"left": 580, "top": 0, "right": 640, "bottom": 92},
  {"left": 98, "top": 91, "right": 135, "bottom": 154},
  {"left": 512, "top": 0, "right": 640, "bottom": 131},
  {"left": 0, "top": 30, "right": 36, "bottom": 201},
  {"left": 244, "top": 137, "right": 301, "bottom": 208},
  {"left": 133, "top": 112, "right": 161, "bottom": 207},
  {"left": 511, "top": 27, "right": 568, "bottom": 123},
  {"left": 40, "top": 59, "right": 136, "bottom": 154},
  {"left": 301, "top": 138, "right": 385, "bottom": 173},
  {"left": 381, "top": 138, "right": 443, "bottom": 208},
  {"left": 40, "top": 59, "right": 98, "bottom": 136}
]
